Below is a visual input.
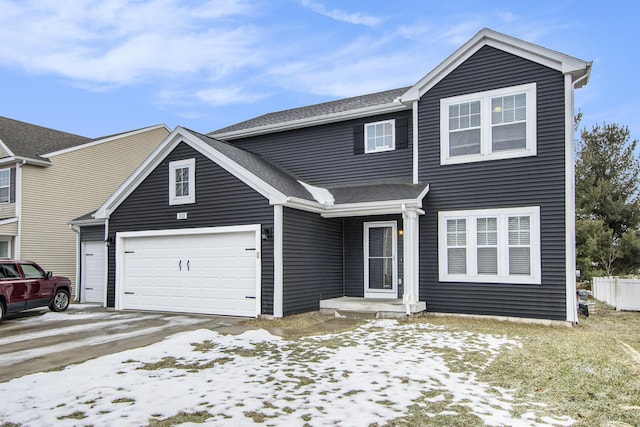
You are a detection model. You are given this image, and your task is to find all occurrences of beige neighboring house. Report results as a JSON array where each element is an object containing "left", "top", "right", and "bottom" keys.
[{"left": 0, "top": 116, "right": 170, "bottom": 299}]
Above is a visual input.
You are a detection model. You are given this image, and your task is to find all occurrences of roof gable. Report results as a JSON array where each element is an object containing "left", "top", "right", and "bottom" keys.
[
  {"left": 94, "top": 127, "right": 316, "bottom": 219},
  {"left": 401, "top": 28, "right": 591, "bottom": 102}
]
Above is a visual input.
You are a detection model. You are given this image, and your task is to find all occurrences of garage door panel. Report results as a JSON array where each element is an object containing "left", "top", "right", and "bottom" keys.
[{"left": 120, "top": 229, "right": 258, "bottom": 317}]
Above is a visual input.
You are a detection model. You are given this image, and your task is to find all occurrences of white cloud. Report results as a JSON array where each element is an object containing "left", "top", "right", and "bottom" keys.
[
  {"left": 301, "top": 0, "right": 382, "bottom": 27},
  {"left": 0, "top": 0, "right": 261, "bottom": 88}
]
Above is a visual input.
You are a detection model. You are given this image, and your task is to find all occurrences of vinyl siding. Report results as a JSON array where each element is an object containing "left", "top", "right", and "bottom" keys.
[
  {"left": 0, "top": 203, "right": 16, "bottom": 221},
  {"left": 0, "top": 221, "right": 17, "bottom": 236},
  {"left": 282, "top": 208, "right": 343, "bottom": 315},
  {"left": 344, "top": 215, "right": 404, "bottom": 298},
  {"left": 107, "top": 142, "right": 275, "bottom": 314},
  {"left": 19, "top": 126, "right": 168, "bottom": 297},
  {"left": 230, "top": 111, "right": 413, "bottom": 186},
  {"left": 418, "top": 45, "right": 568, "bottom": 320},
  {"left": 80, "top": 225, "right": 105, "bottom": 242},
  {"left": 0, "top": 145, "right": 10, "bottom": 158}
]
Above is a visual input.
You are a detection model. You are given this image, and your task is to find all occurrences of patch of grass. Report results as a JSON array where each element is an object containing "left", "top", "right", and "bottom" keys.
[
  {"left": 191, "top": 340, "right": 216, "bottom": 353},
  {"left": 137, "top": 356, "right": 233, "bottom": 371},
  {"left": 243, "top": 410, "right": 276, "bottom": 423},
  {"left": 112, "top": 397, "right": 135, "bottom": 404},
  {"left": 56, "top": 411, "right": 86, "bottom": 420},
  {"left": 242, "top": 312, "right": 334, "bottom": 329},
  {"left": 1, "top": 423, "right": 22, "bottom": 427},
  {"left": 394, "top": 302, "right": 640, "bottom": 426},
  {"left": 147, "top": 411, "right": 212, "bottom": 427}
]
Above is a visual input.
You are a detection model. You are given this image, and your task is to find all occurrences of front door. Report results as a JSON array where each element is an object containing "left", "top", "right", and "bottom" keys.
[{"left": 364, "top": 221, "right": 397, "bottom": 298}]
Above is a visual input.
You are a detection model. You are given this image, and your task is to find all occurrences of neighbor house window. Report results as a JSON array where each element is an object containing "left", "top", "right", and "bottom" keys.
[
  {"left": 365, "top": 119, "right": 395, "bottom": 153},
  {"left": 0, "top": 169, "right": 10, "bottom": 203},
  {"left": 0, "top": 240, "right": 10, "bottom": 259},
  {"left": 438, "top": 206, "right": 540, "bottom": 284},
  {"left": 440, "top": 83, "right": 536, "bottom": 165},
  {"left": 169, "top": 158, "right": 195, "bottom": 205}
]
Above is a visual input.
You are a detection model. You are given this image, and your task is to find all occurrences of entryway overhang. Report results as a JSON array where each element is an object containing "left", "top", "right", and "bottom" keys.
[{"left": 287, "top": 182, "right": 429, "bottom": 314}]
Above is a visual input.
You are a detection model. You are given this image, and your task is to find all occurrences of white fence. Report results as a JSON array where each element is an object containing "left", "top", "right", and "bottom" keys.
[{"left": 592, "top": 277, "right": 640, "bottom": 311}]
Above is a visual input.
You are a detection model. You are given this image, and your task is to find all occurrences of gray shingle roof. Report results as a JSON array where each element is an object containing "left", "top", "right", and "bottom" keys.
[
  {"left": 328, "top": 183, "right": 429, "bottom": 204},
  {"left": 187, "top": 129, "right": 316, "bottom": 202},
  {"left": 0, "top": 116, "right": 91, "bottom": 160},
  {"left": 210, "top": 87, "right": 410, "bottom": 135}
]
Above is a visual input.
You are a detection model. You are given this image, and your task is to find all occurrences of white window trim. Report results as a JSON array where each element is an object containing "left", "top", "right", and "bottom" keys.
[
  {"left": 364, "top": 221, "right": 398, "bottom": 298},
  {"left": 365, "top": 119, "right": 395, "bottom": 154},
  {"left": 169, "top": 158, "right": 195, "bottom": 205},
  {"left": 438, "top": 206, "right": 541, "bottom": 284},
  {"left": 440, "top": 83, "right": 537, "bottom": 165},
  {"left": 0, "top": 168, "right": 10, "bottom": 204}
]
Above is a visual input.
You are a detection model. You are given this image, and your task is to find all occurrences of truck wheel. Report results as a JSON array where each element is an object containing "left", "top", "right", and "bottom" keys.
[
  {"left": 0, "top": 300, "right": 4, "bottom": 321},
  {"left": 50, "top": 289, "right": 70, "bottom": 312}
]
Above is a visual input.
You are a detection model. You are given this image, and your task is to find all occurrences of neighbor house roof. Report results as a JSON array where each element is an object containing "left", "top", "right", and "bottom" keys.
[{"left": 0, "top": 116, "right": 91, "bottom": 162}]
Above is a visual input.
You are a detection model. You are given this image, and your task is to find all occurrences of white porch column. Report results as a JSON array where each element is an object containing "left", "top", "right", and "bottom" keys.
[
  {"left": 402, "top": 209, "right": 420, "bottom": 306},
  {"left": 273, "top": 204, "right": 283, "bottom": 318}
]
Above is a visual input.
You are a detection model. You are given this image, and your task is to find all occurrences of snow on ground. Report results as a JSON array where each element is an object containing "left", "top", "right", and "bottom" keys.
[{"left": 0, "top": 319, "right": 574, "bottom": 427}]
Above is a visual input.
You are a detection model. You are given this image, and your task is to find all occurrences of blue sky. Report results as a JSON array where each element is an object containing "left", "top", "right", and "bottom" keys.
[{"left": 0, "top": 0, "right": 637, "bottom": 142}]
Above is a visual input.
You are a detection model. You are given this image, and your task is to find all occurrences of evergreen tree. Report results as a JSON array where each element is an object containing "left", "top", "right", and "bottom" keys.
[{"left": 575, "top": 122, "right": 640, "bottom": 280}]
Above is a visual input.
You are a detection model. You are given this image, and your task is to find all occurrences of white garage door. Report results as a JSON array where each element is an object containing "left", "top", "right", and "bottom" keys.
[
  {"left": 81, "top": 241, "right": 106, "bottom": 303},
  {"left": 119, "top": 228, "right": 259, "bottom": 317}
]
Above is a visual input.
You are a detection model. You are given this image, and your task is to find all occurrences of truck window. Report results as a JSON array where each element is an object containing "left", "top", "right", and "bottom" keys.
[{"left": 21, "top": 263, "right": 45, "bottom": 279}]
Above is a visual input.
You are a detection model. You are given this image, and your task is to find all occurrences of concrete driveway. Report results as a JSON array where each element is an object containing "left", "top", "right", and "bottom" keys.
[{"left": 0, "top": 304, "right": 245, "bottom": 382}]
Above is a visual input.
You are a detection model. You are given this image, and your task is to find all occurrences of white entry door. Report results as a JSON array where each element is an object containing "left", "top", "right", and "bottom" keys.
[
  {"left": 81, "top": 241, "right": 106, "bottom": 303},
  {"left": 364, "top": 221, "right": 398, "bottom": 298},
  {"left": 118, "top": 227, "right": 260, "bottom": 317}
]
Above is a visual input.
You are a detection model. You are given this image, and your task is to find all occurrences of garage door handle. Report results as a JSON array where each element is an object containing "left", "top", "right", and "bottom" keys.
[
  {"left": 124, "top": 292, "right": 134, "bottom": 295},
  {"left": 179, "top": 260, "right": 182, "bottom": 271},
  {"left": 187, "top": 260, "right": 190, "bottom": 271},
  {"left": 245, "top": 296, "right": 256, "bottom": 299},
  {"left": 86, "top": 287, "right": 93, "bottom": 290}
]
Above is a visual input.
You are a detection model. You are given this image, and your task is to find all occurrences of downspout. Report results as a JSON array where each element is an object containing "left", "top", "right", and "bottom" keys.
[
  {"left": 14, "top": 159, "right": 26, "bottom": 259},
  {"left": 565, "top": 70, "right": 590, "bottom": 324},
  {"left": 412, "top": 100, "right": 419, "bottom": 184},
  {"left": 69, "top": 224, "right": 81, "bottom": 302},
  {"left": 401, "top": 203, "right": 412, "bottom": 316}
]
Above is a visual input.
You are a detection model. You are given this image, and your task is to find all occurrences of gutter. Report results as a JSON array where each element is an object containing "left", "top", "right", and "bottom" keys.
[
  {"left": 0, "top": 156, "right": 51, "bottom": 168},
  {"left": 69, "top": 224, "right": 81, "bottom": 302}
]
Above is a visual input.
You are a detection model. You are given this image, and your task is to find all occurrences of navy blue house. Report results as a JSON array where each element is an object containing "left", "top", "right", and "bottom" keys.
[{"left": 83, "top": 29, "right": 591, "bottom": 323}]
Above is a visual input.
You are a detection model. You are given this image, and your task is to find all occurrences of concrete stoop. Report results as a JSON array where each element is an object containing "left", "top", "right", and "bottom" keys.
[{"left": 319, "top": 297, "right": 427, "bottom": 319}]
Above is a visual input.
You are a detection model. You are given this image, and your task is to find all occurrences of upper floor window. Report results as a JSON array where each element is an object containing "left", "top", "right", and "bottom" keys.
[
  {"left": 438, "top": 206, "right": 541, "bottom": 284},
  {"left": 440, "top": 83, "right": 537, "bottom": 165},
  {"left": 0, "top": 169, "right": 10, "bottom": 203},
  {"left": 365, "top": 119, "right": 395, "bottom": 153},
  {"left": 169, "top": 158, "right": 195, "bottom": 205}
]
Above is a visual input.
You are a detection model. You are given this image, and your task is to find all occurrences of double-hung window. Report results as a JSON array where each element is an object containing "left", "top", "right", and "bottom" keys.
[
  {"left": 439, "top": 207, "right": 540, "bottom": 284},
  {"left": 0, "top": 169, "right": 10, "bottom": 203},
  {"left": 440, "top": 83, "right": 536, "bottom": 165},
  {"left": 169, "top": 158, "right": 195, "bottom": 205}
]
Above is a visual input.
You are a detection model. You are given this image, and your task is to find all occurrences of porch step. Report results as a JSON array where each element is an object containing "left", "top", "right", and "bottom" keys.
[{"left": 320, "top": 297, "right": 427, "bottom": 319}]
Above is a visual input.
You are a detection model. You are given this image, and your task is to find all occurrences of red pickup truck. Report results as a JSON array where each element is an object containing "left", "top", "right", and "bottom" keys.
[{"left": 0, "top": 260, "right": 71, "bottom": 321}]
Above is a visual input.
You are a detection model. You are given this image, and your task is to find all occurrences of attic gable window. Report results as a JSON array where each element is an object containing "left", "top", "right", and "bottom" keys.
[
  {"left": 169, "top": 158, "right": 195, "bottom": 205},
  {"left": 0, "top": 169, "right": 10, "bottom": 204},
  {"left": 440, "top": 83, "right": 537, "bottom": 165}
]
